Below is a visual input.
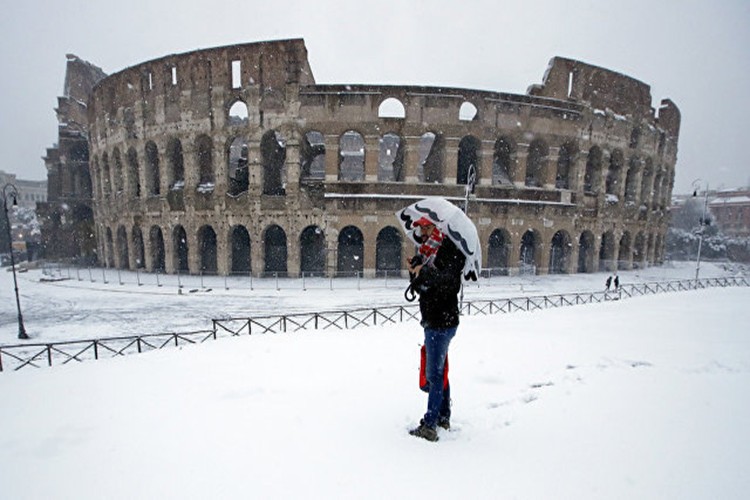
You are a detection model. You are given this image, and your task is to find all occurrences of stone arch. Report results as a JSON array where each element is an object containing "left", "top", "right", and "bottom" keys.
[
  {"left": 419, "top": 132, "right": 444, "bottom": 184},
  {"left": 458, "top": 135, "right": 481, "bottom": 186},
  {"left": 198, "top": 225, "right": 218, "bottom": 273},
  {"left": 132, "top": 226, "right": 145, "bottom": 269},
  {"left": 459, "top": 101, "right": 478, "bottom": 121},
  {"left": 640, "top": 158, "right": 654, "bottom": 207},
  {"left": 101, "top": 152, "right": 111, "bottom": 198},
  {"left": 378, "top": 132, "right": 405, "bottom": 182},
  {"left": 261, "top": 129, "right": 286, "bottom": 195},
  {"left": 300, "top": 131, "right": 326, "bottom": 180},
  {"left": 488, "top": 228, "right": 511, "bottom": 275},
  {"left": 633, "top": 232, "right": 646, "bottom": 269},
  {"left": 112, "top": 148, "right": 124, "bottom": 195},
  {"left": 116, "top": 225, "right": 129, "bottom": 269},
  {"left": 166, "top": 138, "right": 185, "bottom": 190},
  {"left": 519, "top": 229, "right": 540, "bottom": 274},
  {"left": 376, "top": 226, "right": 402, "bottom": 276},
  {"left": 338, "top": 225, "right": 364, "bottom": 276},
  {"left": 556, "top": 142, "right": 577, "bottom": 190},
  {"left": 549, "top": 230, "right": 572, "bottom": 274},
  {"left": 105, "top": 227, "right": 115, "bottom": 267},
  {"left": 652, "top": 169, "right": 664, "bottom": 210},
  {"left": 378, "top": 97, "right": 406, "bottom": 119},
  {"left": 624, "top": 157, "right": 640, "bottom": 203},
  {"left": 196, "top": 134, "right": 214, "bottom": 187},
  {"left": 228, "top": 99, "right": 249, "bottom": 125},
  {"left": 577, "top": 230, "right": 596, "bottom": 273},
  {"left": 145, "top": 141, "right": 160, "bottom": 196},
  {"left": 126, "top": 147, "right": 140, "bottom": 197},
  {"left": 606, "top": 149, "right": 624, "bottom": 196},
  {"left": 584, "top": 146, "right": 603, "bottom": 192},
  {"left": 339, "top": 130, "right": 365, "bottom": 181},
  {"left": 173, "top": 225, "right": 189, "bottom": 272},
  {"left": 230, "top": 225, "right": 251, "bottom": 274},
  {"left": 525, "top": 139, "right": 548, "bottom": 188},
  {"left": 599, "top": 230, "right": 616, "bottom": 272},
  {"left": 618, "top": 231, "right": 632, "bottom": 269},
  {"left": 493, "top": 137, "right": 515, "bottom": 185},
  {"left": 300, "top": 225, "right": 326, "bottom": 276},
  {"left": 227, "top": 136, "right": 249, "bottom": 195},
  {"left": 263, "top": 224, "right": 288, "bottom": 275},
  {"left": 150, "top": 226, "right": 165, "bottom": 272}
]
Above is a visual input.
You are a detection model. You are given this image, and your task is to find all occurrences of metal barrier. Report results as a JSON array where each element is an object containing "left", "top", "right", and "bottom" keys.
[{"left": 1, "top": 276, "right": 747, "bottom": 372}]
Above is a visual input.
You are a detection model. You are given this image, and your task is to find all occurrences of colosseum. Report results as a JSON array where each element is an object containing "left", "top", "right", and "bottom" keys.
[{"left": 74, "top": 38, "right": 679, "bottom": 278}]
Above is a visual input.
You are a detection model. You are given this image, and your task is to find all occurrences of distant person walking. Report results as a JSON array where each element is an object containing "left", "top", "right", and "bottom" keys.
[
  {"left": 605, "top": 275, "right": 612, "bottom": 291},
  {"left": 614, "top": 275, "right": 620, "bottom": 290}
]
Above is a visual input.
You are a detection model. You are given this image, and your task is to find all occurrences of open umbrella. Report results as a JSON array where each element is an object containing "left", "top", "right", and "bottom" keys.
[{"left": 395, "top": 197, "right": 481, "bottom": 281}]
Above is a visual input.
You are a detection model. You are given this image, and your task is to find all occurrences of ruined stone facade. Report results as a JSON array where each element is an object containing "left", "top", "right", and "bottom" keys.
[
  {"left": 39, "top": 55, "right": 107, "bottom": 263},
  {"left": 85, "top": 38, "right": 679, "bottom": 277}
]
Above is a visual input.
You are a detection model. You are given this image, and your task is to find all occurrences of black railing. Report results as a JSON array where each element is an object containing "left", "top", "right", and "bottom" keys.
[{"left": 1, "top": 276, "right": 747, "bottom": 372}]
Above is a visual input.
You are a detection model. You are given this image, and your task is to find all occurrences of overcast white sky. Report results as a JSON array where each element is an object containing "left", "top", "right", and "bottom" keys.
[{"left": 1, "top": 0, "right": 748, "bottom": 193}]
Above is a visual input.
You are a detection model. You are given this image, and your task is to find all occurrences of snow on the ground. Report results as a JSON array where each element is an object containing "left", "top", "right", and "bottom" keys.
[{"left": 0, "top": 261, "right": 748, "bottom": 499}]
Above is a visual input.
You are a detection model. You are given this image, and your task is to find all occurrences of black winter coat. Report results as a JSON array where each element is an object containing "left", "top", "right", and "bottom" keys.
[{"left": 411, "top": 237, "right": 466, "bottom": 329}]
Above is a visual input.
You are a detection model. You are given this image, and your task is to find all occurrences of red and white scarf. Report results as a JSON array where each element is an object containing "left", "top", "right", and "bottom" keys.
[{"left": 418, "top": 226, "right": 444, "bottom": 263}]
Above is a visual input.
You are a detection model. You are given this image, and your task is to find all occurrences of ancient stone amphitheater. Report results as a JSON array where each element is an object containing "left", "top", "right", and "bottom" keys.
[{"left": 86, "top": 38, "right": 679, "bottom": 277}]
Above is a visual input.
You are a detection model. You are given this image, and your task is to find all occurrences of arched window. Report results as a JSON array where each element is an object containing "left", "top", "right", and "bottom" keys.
[
  {"left": 105, "top": 227, "right": 115, "bottom": 267},
  {"left": 264, "top": 225, "right": 288, "bottom": 275},
  {"left": 493, "top": 137, "right": 515, "bottom": 185},
  {"left": 577, "top": 231, "right": 595, "bottom": 273},
  {"left": 145, "top": 141, "right": 160, "bottom": 196},
  {"left": 126, "top": 148, "right": 141, "bottom": 198},
  {"left": 378, "top": 97, "right": 406, "bottom": 119},
  {"left": 376, "top": 226, "right": 402, "bottom": 277},
  {"left": 549, "top": 231, "right": 571, "bottom": 274},
  {"left": 556, "top": 143, "right": 577, "bottom": 190},
  {"left": 300, "top": 226, "right": 326, "bottom": 276},
  {"left": 459, "top": 101, "right": 478, "bottom": 121},
  {"left": 150, "top": 226, "right": 165, "bottom": 272},
  {"left": 261, "top": 130, "right": 286, "bottom": 195},
  {"left": 228, "top": 100, "right": 249, "bottom": 125},
  {"left": 618, "top": 232, "right": 632, "bottom": 269},
  {"left": 624, "top": 157, "right": 640, "bottom": 203},
  {"left": 198, "top": 225, "right": 217, "bottom": 273},
  {"left": 132, "top": 226, "right": 145, "bottom": 269},
  {"left": 173, "top": 225, "right": 189, "bottom": 272},
  {"left": 584, "top": 146, "right": 602, "bottom": 193},
  {"left": 230, "top": 225, "right": 251, "bottom": 274},
  {"left": 378, "top": 133, "right": 404, "bottom": 182},
  {"left": 606, "top": 149, "right": 624, "bottom": 197},
  {"left": 337, "top": 226, "right": 364, "bottom": 276},
  {"left": 116, "top": 225, "right": 129, "bottom": 269},
  {"left": 195, "top": 135, "right": 214, "bottom": 189},
  {"left": 458, "top": 135, "right": 480, "bottom": 187},
  {"left": 166, "top": 138, "right": 185, "bottom": 190},
  {"left": 300, "top": 131, "right": 326, "bottom": 180},
  {"left": 525, "top": 139, "right": 548, "bottom": 188},
  {"left": 640, "top": 158, "right": 654, "bottom": 207},
  {"left": 519, "top": 230, "right": 538, "bottom": 274},
  {"left": 101, "top": 153, "right": 111, "bottom": 198},
  {"left": 419, "top": 132, "right": 443, "bottom": 184},
  {"left": 227, "top": 136, "right": 249, "bottom": 195},
  {"left": 112, "top": 148, "right": 124, "bottom": 195},
  {"left": 488, "top": 229, "right": 511, "bottom": 276},
  {"left": 599, "top": 231, "right": 616, "bottom": 272},
  {"left": 339, "top": 131, "right": 365, "bottom": 181}
]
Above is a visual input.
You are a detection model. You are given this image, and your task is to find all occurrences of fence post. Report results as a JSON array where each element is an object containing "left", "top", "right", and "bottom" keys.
[
  {"left": 156, "top": 271, "right": 161, "bottom": 287},
  {"left": 275, "top": 272, "right": 279, "bottom": 291},
  {"left": 88, "top": 267, "right": 94, "bottom": 282},
  {"left": 118, "top": 268, "right": 123, "bottom": 285},
  {"left": 357, "top": 271, "right": 361, "bottom": 291},
  {"left": 136, "top": 268, "right": 142, "bottom": 286},
  {"left": 47, "top": 345, "right": 53, "bottom": 367},
  {"left": 102, "top": 267, "right": 108, "bottom": 284},
  {"left": 302, "top": 272, "right": 306, "bottom": 291}
]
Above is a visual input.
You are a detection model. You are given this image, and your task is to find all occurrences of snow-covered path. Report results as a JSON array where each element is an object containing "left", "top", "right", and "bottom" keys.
[{"left": 0, "top": 262, "right": 748, "bottom": 499}]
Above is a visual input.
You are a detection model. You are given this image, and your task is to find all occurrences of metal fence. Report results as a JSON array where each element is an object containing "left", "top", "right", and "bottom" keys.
[{"left": 1, "top": 276, "right": 747, "bottom": 372}]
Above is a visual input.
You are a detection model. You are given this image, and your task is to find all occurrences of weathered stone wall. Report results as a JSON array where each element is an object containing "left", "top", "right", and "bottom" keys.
[{"left": 85, "top": 39, "right": 679, "bottom": 277}]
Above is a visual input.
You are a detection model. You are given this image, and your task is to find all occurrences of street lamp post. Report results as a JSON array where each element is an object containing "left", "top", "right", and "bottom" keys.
[
  {"left": 2, "top": 183, "right": 29, "bottom": 339},
  {"left": 691, "top": 179, "right": 710, "bottom": 282}
]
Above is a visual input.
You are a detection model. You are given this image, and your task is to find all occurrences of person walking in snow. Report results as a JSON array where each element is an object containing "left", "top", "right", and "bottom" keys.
[
  {"left": 406, "top": 217, "right": 466, "bottom": 442},
  {"left": 614, "top": 275, "right": 620, "bottom": 290},
  {"left": 605, "top": 275, "right": 612, "bottom": 291}
]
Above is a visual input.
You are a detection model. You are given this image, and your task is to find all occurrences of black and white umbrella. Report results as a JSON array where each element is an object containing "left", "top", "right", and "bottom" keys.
[{"left": 396, "top": 197, "right": 482, "bottom": 281}]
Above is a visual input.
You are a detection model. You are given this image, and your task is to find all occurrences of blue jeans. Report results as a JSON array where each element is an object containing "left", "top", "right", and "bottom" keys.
[{"left": 423, "top": 326, "right": 457, "bottom": 427}]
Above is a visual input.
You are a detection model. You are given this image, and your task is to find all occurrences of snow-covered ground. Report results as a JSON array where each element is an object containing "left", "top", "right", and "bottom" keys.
[{"left": 0, "top": 261, "right": 749, "bottom": 499}]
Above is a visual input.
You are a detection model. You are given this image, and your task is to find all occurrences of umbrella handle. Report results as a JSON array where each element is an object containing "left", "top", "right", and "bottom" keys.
[{"left": 404, "top": 284, "right": 418, "bottom": 302}]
